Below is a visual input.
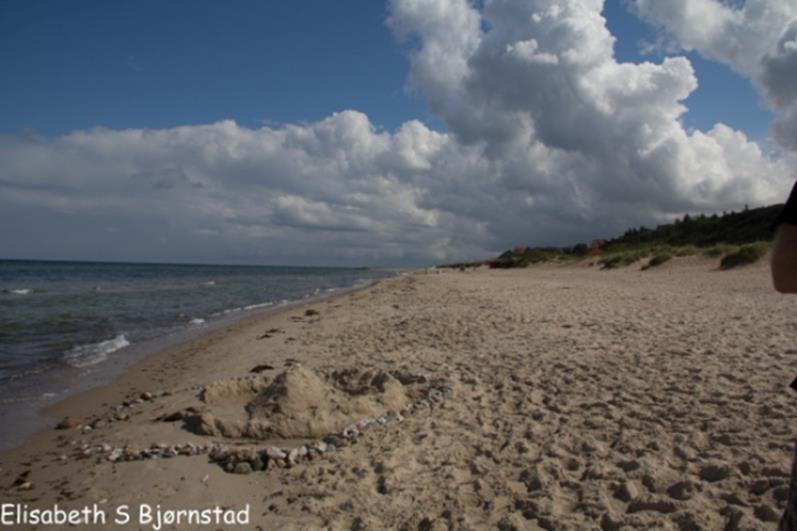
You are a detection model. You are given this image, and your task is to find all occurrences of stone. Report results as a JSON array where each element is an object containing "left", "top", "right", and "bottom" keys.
[
  {"left": 288, "top": 448, "right": 302, "bottom": 466},
  {"left": 386, "top": 411, "right": 404, "bottom": 423},
  {"left": 265, "top": 447, "right": 286, "bottom": 460},
  {"left": 234, "top": 462, "right": 253, "bottom": 475},
  {"left": 56, "top": 417, "right": 81, "bottom": 430},
  {"left": 209, "top": 446, "right": 231, "bottom": 461},
  {"left": 140, "top": 391, "right": 153, "bottom": 401},
  {"left": 428, "top": 389, "right": 444, "bottom": 402},
  {"left": 342, "top": 425, "right": 359, "bottom": 439},
  {"left": 313, "top": 441, "right": 328, "bottom": 453},
  {"left": 324, "top": 434, "right": 345, "bottom": 447},
  {"left": 108, "top": 449, "right": 123, "bottom": 462}
]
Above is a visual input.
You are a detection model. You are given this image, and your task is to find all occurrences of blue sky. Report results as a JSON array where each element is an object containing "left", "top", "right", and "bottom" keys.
[
  {"left": 0, "top": 0, "right": 772, "bottom": 141},
  {"left": 0, "top": 0, "right": 794, "bottom": 266},
  {"left": 0, "top": 1, "right": 427, "bottom": 135}
]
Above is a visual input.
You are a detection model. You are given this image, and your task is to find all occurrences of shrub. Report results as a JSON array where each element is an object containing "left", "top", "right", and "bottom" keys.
[
  {"left": 642, "top": 253, "right": 672, "bottom": 270},
  {"left": 672, "top": 245, "right": 700, "bottom": 257},
  {"left": 719, "top": 242, "right": 769, "bottom": 269},
  {"left": 599, "top": 250, "right": 648, "bottom": 269},
  {"left": 704, "top": 244, "right": 737, "bottom": 258}
]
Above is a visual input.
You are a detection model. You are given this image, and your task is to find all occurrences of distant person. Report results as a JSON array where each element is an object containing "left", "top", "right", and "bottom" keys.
[{"left": 771, "top": 181, "right": 797, "bottom": 530}]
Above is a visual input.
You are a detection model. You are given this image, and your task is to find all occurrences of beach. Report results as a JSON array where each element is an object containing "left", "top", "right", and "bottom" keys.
[{"left": 1, "top": 257, "right": 796, "bottom": 530}]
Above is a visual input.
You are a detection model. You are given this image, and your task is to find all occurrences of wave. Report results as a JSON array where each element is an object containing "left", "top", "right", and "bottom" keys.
[
  {"left": 62, "top": 334, "right": 130, "bottom": 368},
  {"left": 5, "top": 288, "right": 32, "bottom": 295},
  {"left": 213, "top": 301, "right": 274, "bottom": 316},
  {"left": 189, "top": 317, "right": 206, "bottom": 326},
  {"left": 204, "top": 281, "right": 216, "bottom": 286}
]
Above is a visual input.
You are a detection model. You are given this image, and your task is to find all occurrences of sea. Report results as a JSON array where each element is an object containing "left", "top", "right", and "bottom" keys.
[{"left": 0, "top": 259, "right": 393, "bottom": 449}]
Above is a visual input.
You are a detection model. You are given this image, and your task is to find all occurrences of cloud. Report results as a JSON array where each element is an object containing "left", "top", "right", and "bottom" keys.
[
  {"left": 0, "top": 0, "right": 794, "bottom": 266},
  {"left": 632, "top": 0, "right": 797, "bottom": 149},
  {"left": 387, "top": 0, "right": 792, "bottom": 231}
]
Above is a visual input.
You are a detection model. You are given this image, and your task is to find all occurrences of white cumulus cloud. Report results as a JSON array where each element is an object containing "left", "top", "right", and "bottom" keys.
[
  {"left": 632, "top": 0, "right": 797, "bottom": 149},
  {"left": 0, "top": 0, "right": 793, "bottom": 266}
]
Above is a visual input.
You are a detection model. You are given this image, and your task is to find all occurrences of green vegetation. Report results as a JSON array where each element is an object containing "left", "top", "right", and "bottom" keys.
[
  {"left": 604, "top": 205, "right": 780, "bottom": 249},
  {"left": 703, "top": 244, "right": 738, "bottom": 258},
  {"left": 719, "top": 242, "right": 770, "bottom": 269},
  {"left": 641, "top": 253, "right": 673, "bottom": 270},
  {"left": 599, "top": 250, "right": 647, "bottom": 269},
  {"left": 488, "top": 246, "right": 586, "bottom": 269},
  {"left": 439, "top": 203, "right": 780, "bottom": 271}
]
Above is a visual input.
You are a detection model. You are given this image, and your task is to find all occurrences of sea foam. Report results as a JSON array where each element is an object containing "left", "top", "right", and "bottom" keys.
[
  {"left": 63, "top": 334, "right": 130, "bottom": 368},
  {"left": 6, "top": 288, "right": 32, "bottom": 295}
]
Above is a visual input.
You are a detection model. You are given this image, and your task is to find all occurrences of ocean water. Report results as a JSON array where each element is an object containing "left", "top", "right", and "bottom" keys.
[{"left": 0, "top": 259, "right": 391, "bottom": 446}]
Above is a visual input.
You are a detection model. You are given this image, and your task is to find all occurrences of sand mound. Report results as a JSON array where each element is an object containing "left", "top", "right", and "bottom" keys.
[
  {"left": 188, "top": 365, "right": 422, "bottom": 439},
  {"left": 201, "top": 374, "right": 270, "bottom": 405}
]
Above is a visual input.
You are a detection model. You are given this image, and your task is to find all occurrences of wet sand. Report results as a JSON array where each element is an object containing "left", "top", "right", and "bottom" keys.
[{"left": 1, "top": 257, "right": 795, "bottom": 530}]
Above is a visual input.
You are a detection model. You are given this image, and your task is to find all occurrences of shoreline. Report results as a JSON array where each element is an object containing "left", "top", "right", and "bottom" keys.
[
  {"left": 1, "top": 259, "right": 794, "bottom": 529},
  {"left": 0, "top": 276, "right": 388, "bottom": 453}
]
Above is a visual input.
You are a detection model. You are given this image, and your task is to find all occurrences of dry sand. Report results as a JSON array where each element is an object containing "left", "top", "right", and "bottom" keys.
[{"left": 2, "top": 257, "right": 797, "bottom": 530}]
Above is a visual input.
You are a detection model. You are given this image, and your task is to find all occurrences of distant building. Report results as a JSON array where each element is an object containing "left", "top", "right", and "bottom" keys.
[{"left": 590, "top": 239, "right": 608, "bottom": 256}]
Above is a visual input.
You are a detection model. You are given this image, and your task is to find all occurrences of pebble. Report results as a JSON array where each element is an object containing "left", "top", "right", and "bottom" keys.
[
  {"left": 266, "top": 447, "right": 287, "bottom": 460},
  {"left": 342, "top": 425, "right": 359, "bottom": 439},
  {"left": 414, "top": 399, "right": 430, "bottom": 410},
  {"left": 56, "top": 417, "right": 81, "bottom": 430},
  {"left": 288, "top": 448, "right": 302, "bottom": 466},
  {"left": 428, "top": 389, "right": 444, "bottom": 402},
  {"left": 324, "top": 434, "right": 344, "bottom": 447},
  {"left": 386, "top": 411, "right": 404, "bottom": 423},
  {"left": 234, "top": 462, "right": 253, "bottom": 475},
  {"left": 84, "top": 377, "right": 453, "bottom": 478},
  {"left": 108, "top": 449, "right": 123, "bottom": 462}
]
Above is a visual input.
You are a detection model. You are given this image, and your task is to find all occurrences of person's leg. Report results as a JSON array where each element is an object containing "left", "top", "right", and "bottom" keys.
[{"left": 780, "top": 442, "right": 797, "bottom": 530}]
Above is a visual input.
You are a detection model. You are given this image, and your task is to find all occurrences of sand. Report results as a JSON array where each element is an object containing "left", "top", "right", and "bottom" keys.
[{"left": 1, "top": 256, "right": 796, "bottom": 530}]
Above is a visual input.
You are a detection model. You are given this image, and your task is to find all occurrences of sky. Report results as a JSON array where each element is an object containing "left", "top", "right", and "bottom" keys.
[{"left": 1, "top": 0, "right": 796, "bottom": 267}]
